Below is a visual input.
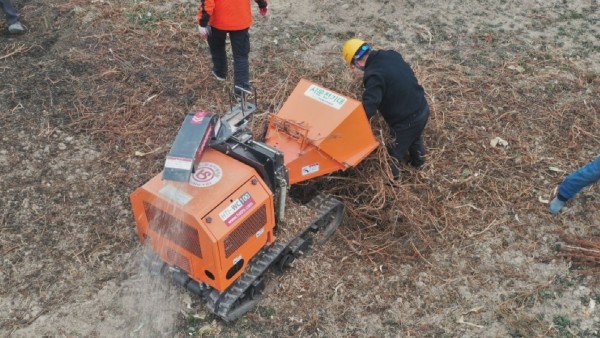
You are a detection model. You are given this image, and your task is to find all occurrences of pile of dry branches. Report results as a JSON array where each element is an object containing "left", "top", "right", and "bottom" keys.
[{"left": 556, "top": 229, "right": 600, "bottom": 276}]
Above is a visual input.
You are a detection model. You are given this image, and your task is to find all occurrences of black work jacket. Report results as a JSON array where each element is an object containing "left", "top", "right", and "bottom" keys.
[{"left": 362, "top": 50, "right": 427, "bottom": 127}]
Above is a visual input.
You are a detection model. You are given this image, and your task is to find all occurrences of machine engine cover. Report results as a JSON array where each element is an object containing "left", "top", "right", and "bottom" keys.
[{"left": 131, "top": 148, "right": 276, "bottom": 292}]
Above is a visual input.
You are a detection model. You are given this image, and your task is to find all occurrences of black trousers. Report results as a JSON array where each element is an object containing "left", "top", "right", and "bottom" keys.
[
  {"left": 0, "top": 0, "right": 19, "bottom": 25},
  {"left": 389, "top": 105, "right": 429, "bottom": 168},
  {"left": 208, "top": 27, "right": 250, "bottom": 90}
]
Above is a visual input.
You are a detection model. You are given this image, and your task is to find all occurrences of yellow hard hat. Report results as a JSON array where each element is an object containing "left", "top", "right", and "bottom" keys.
[{"left": 342, "top": 38, "right": 369, "bottom": 65}]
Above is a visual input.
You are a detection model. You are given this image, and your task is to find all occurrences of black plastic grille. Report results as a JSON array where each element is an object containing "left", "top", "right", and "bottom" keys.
[{"left": 224, "top": 204, "right": 267, "bottom": 258}]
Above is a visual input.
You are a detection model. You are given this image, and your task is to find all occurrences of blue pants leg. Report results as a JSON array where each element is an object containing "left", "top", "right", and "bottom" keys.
[
  {"left": 0, "top": 0, "right": 20, "bottom": 25},
  {"left": 558, "top": 155, "right": 600, "bottom": 200},
  {"left": 207, "top": 26, "right": 228, "bottom": 78},
  {"left": 229, "top": 28, "right": 250, "bottom": 90}
]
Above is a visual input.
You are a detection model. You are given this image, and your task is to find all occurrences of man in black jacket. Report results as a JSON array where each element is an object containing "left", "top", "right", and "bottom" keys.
[{"left": 343, "top": 38, "right": 429, "bottom": 179}]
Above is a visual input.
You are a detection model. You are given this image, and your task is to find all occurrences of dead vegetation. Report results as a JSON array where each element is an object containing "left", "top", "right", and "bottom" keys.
[
  {"left": 1, "top": 0, "right": 600, "bottom": 336},
  {"left": 557, "top": 230, "right": 600, "bottom": 277}
]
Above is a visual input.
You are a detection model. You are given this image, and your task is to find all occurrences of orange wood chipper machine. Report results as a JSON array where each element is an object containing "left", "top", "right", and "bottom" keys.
[{"left": 130, "top": 79, "right": 379, "bottom": 320}]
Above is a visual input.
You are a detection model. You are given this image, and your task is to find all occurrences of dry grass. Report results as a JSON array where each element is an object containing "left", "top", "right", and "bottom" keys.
[
  {"left": 52, "top": 1, "right": 600, "bottom": 266},
  {"left": 557, "top": 229, "right": 600, "bottom": 277},
  {"left": 2, "top": 0, "right": 600, "bottom": 336}
]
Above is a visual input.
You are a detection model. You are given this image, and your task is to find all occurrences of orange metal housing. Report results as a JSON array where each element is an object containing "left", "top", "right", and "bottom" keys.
[
  {"left": 265, "top": 79, "right": 379, "bottom": 184},
  {"left": 130, "top": 148, "right": 276, "bottom": 292}
]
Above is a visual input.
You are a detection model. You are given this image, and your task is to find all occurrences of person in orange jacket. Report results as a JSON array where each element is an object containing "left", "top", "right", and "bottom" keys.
[{"left": 197, "top": 0, "right": 268, "bottom": 94}]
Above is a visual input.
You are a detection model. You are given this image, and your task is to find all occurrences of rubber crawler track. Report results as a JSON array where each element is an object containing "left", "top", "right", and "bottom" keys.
[{"left": 205, "top": 193, "right": 345, "bottom": 321}]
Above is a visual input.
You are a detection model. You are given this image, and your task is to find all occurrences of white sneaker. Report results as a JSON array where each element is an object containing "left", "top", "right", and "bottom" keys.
[
  {"left": 8, "top": 21, "right": 24, "bottom": 34},
  {"left": 212, "top": 70, "right": 225, "bottom": 81}
]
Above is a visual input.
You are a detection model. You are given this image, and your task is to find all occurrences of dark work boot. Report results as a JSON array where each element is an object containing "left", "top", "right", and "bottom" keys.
[
  {"left": 409, "top": 149, "right": 426, "bottom": 168},
  {"left": 410, "top": 159, "right": 425, "bottom": 168},
  {"left": 212, "top": 70, "right": 225, "bottom": 81}
]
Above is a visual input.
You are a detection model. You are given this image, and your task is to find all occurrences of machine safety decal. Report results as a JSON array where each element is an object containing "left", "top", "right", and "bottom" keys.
[
  {"left": 165, "top": 156, "right": 193, "bottom": 170},
  {"left": 159, "top": 184, "right": 193, "bottom": 205},
  {"left": 301, "top": 163, "right": 320, "bottom": 176},
  {"left": 219, "top": 192, "right": 255, "bottom": 226},
  {"left": 304, "top": 84, "right": 347, "bottom": 110},
  {"left": 189, "top": 162, "right": 223, "bottom": 187},
  {"left": 255, "top": 227, "right": 265, "bottom": 238},
  {"left": 195, "top": 124, "right": 213, "bottom": 162}
]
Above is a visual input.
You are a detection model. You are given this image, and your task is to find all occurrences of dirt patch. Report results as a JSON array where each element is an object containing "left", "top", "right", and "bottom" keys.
[{"left": 1, "top": 0, "right": 599, "bottom": 337}]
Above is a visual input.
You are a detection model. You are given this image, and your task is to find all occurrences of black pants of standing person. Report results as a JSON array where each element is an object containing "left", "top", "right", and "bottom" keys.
[
  {"left": 0, "top": 0, "right": 20, "bottom": 25},
  {"left": 208, "top": 27, "right": 251, "bottom": 92},
  {"left": 389, "top": 104, "right": 429, "bottom": 173}
]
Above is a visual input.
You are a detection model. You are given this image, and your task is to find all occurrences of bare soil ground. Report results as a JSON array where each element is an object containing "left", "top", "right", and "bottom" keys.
[{"left": 1, "top": 0, "right": 600, "bottom": 337}]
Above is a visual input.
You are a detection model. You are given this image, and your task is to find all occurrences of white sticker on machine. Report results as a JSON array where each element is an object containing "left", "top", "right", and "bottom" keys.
[
  {"left": 158, "top": 184, "right": 193, "bottom": 205},
  {"left": 189, "top": 162, "right": 223, "bottom": 187},
  {"left": 255, "top": 227, "right": 265, "bottom": 238},
  {"left": 233, "top": 255, "right": 242, "bottom": 265},
  {"left": 165, "top": 156, "right": 193, "bottom": 170},
  {"left": 304, "top": 84, "right": 347, "bottom": 110},
  {"left": 219, "top": 192, "right": 255, "bottom": 226},
  {"left": 301, "top": 163, "right": 320, "bottom": 176}
]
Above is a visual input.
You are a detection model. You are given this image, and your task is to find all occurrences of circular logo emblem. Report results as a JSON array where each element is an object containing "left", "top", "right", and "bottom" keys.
[{"left": 189, "top": 162, "right": 223, "bottom": 187}]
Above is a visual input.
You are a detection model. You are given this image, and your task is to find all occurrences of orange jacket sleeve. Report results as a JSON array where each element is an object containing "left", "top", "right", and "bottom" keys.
[{"left": 197, "top": 0, "right": 215, "bottom": 27}]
